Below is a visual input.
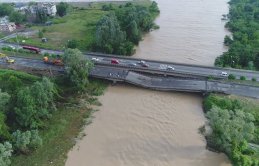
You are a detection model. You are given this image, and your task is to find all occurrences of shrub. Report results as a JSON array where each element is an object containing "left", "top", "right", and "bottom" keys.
[
  {"left": 0, "top": 142, "right": 13, "bottom": 166},
  {"left": 252, "top": 77, "right": 257, "bottom": 82},
  {"left": 44, "top": 52, "right": 50, "bottom": 57},
  {"left": 38, "top": 30, "right": 43, "bottom": 38},
  {"left": 240, "top": 76, "right": 246, "bottom": 80},
  {"left": 12, "top": 130, "right": 42, "bottom": 154},
  {"left": 228, "top": 74, "right": 236, "bottom": 80}
]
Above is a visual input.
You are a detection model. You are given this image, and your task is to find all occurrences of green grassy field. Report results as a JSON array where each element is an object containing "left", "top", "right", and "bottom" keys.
[{"left": 9, "top": 8, "right": 108, "bottom": 51}]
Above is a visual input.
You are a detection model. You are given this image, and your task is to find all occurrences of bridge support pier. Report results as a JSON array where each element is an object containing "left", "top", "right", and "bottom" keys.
[{"left": 112, "top": 80, "right": 117, "bottom": 85}]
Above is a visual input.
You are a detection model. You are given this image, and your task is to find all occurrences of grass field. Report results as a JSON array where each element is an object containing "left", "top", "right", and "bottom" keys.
[{"left": 8, "top": 7, "right": 108, "bottom": 51}]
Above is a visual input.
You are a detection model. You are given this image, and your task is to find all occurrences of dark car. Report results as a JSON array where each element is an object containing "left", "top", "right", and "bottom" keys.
[{"left": 141, "top": 63, "right": 149, "bottom": 67}]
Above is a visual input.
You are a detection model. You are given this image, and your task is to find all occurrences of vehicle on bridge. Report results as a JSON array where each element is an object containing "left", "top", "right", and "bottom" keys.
[
  {"left": 22, "top": 46, "right": 41, "bottom": 54},
  {"left": 138, "top": 60, "right": 149, "bottom": 67},
  {"left": 91, "top": 57, "right": 100, "bottom": 62},
  {"left": 111, "top": 58, "right": 119, "bottom": 64},
  {"left": 43, "top": 56, "right": 63, "bottom": 66},
  {"left": 221, "top": 71, "right": 228, "bottom": 77}
]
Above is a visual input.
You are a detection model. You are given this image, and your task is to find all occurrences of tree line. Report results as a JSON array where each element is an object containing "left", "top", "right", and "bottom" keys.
[
  {"left": 215, "top": 0, "right": 259, "bottom": 70},
  {"left": 94, "top": 1, "right": 160, "bottom": 56}
]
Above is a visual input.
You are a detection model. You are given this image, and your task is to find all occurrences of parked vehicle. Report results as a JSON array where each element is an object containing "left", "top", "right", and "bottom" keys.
[
  {"left": 5, "top": 56, "right": 15, "bottom": 64},
  {"left": 7, "top": 45, "right": 16, "bottom": 50},
  {"left": 22, "top": 46, "right": 41, "bottom": 54},
  {"left": 111, "top": 58, "right": 119, "bottom": 64},
  {"left": 0, "top": 53, "right": 6, "bottom": 58},
  {"left": 43, "top": 56, "right": 63, "bottom": 66}
]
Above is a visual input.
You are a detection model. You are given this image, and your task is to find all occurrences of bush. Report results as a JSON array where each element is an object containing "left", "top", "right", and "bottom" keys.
[
  {"left": 18, "top": 49, "right": 24, "bottom": 53},
  {"left": 0, "top": 142, "right": 13, "bottom": 166},
  {"left": 12, "top": 130, "right": 42, "bottom": 154},
  {"left": 252, "top": 77, "right": 257, "bottom": 82},
  {"left": 228, "top": 74, "right": 236, "bottom": 80},
  {"left": 67, "top": 39, "right": 78, "bottom": 49},
  {"left": 44, "top": 52, "right": 50, "bottom": 57},
  {"left": 38, "top": 30, "right": 43, "bottom": 38},
  {"left": 240, "top": 76, "right": 246, "bottom": 80}
]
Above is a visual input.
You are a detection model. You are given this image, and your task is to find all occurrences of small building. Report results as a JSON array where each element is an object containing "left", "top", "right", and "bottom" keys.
[
  {"left": 42, "top": 3, "right": 57, "bottom": 16},
  {"left": 0, "top": 16, "right": 9, "bottom": 24},
  {"left": 0, "top": 22, "right": 16, "bottom": 32},
  {"left": 27, "top": 3, "right": 57, "bottom": 17}
]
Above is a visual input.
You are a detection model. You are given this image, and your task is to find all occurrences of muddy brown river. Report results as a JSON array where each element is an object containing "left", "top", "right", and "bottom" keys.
[{"left": 66, "top": 0, "right": 232, "bottom": 165}]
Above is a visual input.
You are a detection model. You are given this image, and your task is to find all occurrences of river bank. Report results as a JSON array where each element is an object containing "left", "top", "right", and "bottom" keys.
[{"left": 66, "top": 0, "right": 232, "bottom": 165}]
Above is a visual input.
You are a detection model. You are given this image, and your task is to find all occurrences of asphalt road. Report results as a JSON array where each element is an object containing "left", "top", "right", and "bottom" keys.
[
  {"left": 1, "top": 56, "right": 259, "bottom": 98},
  {"left": 1, "top": 42, "right": 259, "bottom": 81}
]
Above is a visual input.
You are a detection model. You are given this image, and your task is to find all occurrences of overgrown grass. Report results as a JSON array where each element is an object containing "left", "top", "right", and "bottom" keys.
[{"left": 0, "top": 69, "right": 40, "bottom": 83}]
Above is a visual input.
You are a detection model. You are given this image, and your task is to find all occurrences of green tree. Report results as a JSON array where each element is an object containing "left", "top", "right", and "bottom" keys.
[
  {"left": 0, "top": 89, "right": 10, "bottom": 112},
  {"left": 96, "top": 13, "right": 126, "bottom": 54},
  {"left": 14, "top": 78, "right": 56, "bottom": 128},
  {"left": 57, "top": 2, "right": 69, "bottom": 17},
  {"left": 149, "top": 1, "right": 160, "bottom": 13},
  {"left": 35, "top": 8, "right": 48, "bottom": 23},
  {"left": 0, "top": 4, "right": 14, "bottom": 17},
  {"left": 14, "top": 87, "right": 38, "bottom": 128},
  {"left": 127, "top": 20, "right": 141, "bottom": 44},
  {"left": 206, "top": 106, "right": 255, "bottom": 154},
  {"left": 63, "top": 49, "right": 93, "bottom": 91},
  {"left": 0, "top": 142, "right": 12, "bottom": 166},
  {"left": 9, "top": 11, "right": 25, "bottom": 24},
  {"left": 67, "top": 39, "right": 78, "bottom": 49},
  {"left": 12, "top": 130, "right": 42, "bottom": 154},
  {"left": 0, "top": 112, "right": 10, "bottom": 140},
  {"left": 38, "top": 30, "right": 43, "bottom": 38}
]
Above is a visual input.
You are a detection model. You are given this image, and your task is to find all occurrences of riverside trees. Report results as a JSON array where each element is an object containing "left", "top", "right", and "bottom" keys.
[
  {"left": 95, "top": 1, "right": 160, "bottom": 55},
  {"left": 204, "top": 95, "right": 259, "bottom": 166},
  {"left": 63, "top": 49, "right": 93, "bottom": 91},
  {"left": 215, "top": 0, "right": 259, "bottom": 70}
]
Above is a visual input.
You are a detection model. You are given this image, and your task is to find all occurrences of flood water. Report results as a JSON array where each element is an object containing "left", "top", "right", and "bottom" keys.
[{"left": 66, "top": 0, "right": 231, "bottom": 166}]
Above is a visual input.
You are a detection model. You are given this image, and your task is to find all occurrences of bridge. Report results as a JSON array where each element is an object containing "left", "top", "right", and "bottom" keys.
[
  {"left": 1, "top": 42, "right": 259, "bottom": 81},
  {"left": 1, "top": 56, "right": 259, "bottom": 99}
]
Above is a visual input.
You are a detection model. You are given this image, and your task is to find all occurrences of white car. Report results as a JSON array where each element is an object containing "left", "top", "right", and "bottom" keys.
[
  {"left": 160, "top": 64, "right": 175, "bottom": 70},
  {"left": 221, "top": 71, "right": 228, "bottom": 76},
  {"left": 166, "top": 65, "right": 175, "bottom": 70},
  {"left": 91, "top": 57, "right": 99, "bottom": 62}
]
